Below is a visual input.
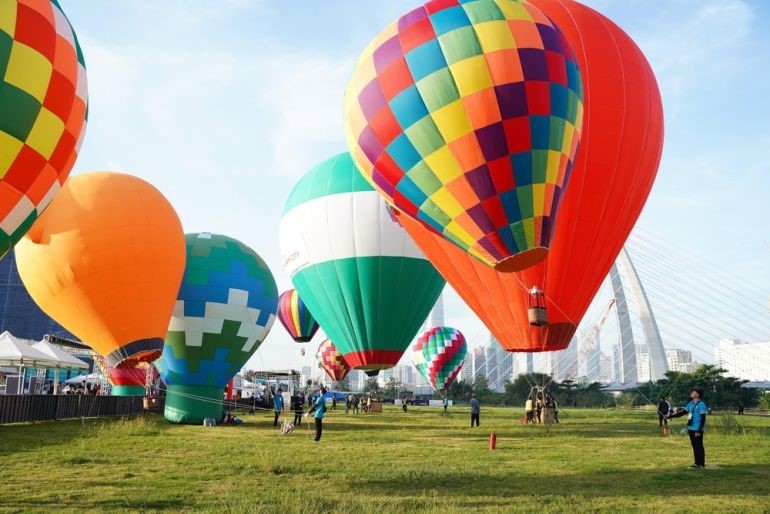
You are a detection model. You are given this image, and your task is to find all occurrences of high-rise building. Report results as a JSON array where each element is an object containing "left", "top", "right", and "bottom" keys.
[
  {"left": 0, "top": 249, "right": 77, "bottom": 341},
  {"left": 459, "top": 351, "right": 474, "bottom": 382},
  {"left": 486, "top": 338, "right": 501, "bottom": 390},
  {"left": 715, "top": 339, "right": 770, "bottom": 381},
  {"left": 419, "top": 293, "right": 445, "bottom": 334},
  {"left": 612, "top": 344, "right": 621, "bottom": 383},
  {"left": 636, "top": 351, "right": 651, "bottom": 383},
  {"left": 665, "top": 349, "right": 697, "bottom": 373},
  {"left": 554, "top": 337, "right": 578, "bottom": 382},
  {"left": 582, "top": 333, "right": 601, "bottom": 382},
  {"left": 473, "top": 347, "right": 487, "bottom": 384},
  {"left": 599, "top": 353, "right": 613, "bottom": 383}
]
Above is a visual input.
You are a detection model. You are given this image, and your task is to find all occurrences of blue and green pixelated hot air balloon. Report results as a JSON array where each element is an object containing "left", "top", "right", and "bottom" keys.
[
  {"left": 279, "top": 153, "right": 445, "bottom": 370},
  {"left": 156, "top": 232, "right": 278, "bottom": 424}
]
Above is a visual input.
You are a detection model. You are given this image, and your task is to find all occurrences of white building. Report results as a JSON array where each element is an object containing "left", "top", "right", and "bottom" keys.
[
  {"left": 637, "top": 352, "right": 651, "bottom": 383},
  {"left": 553, "top": 337, "right": 578, "bottom": 382},
  {"left": 715, "top": 339, "right": 770, "bottom": 381},
  {"left": 665, "top": 348, "right": 698, "bottom": 373}
]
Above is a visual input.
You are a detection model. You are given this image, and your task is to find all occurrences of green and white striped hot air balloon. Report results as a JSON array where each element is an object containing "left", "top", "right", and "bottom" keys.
[{"left": 279, "top": 153, "right": 445, "bottom": 370}]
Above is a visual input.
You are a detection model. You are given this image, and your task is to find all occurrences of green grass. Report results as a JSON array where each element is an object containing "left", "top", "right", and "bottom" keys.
[{"left": 0, "top": 407, "right": 768, "bottom": 513}]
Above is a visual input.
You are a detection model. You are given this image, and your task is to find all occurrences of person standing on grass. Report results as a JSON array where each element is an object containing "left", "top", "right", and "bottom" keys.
[
  {"left": 668, "top": 387, "right": 708, "bottom": 469},
  {"left": 470, "top": 393, "right": 480, "bottom": 427},
  {"left": 525, "top": 396, "right": 534, "bottom": 424},
  {"left": 332, "top": 395, "right": 337, "bottom": 411},
  {"left": 293, "top": 391, "right": 305, "bottom": 426},
  {"left": 310, "top": 386, "right": 327, "bottom": 442},
  {"left": 273, "top": 388, "right": 284, "bottom": 427},
  {"left": 658, "top": 396, "right": 671, "bottom": 427}
]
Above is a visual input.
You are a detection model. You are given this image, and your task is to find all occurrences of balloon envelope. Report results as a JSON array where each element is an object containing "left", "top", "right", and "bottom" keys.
[
  {"left": 345, "top": 0, "right": 584, "bottom": 271},
  {"left": 277, "top": 289, "right": 319, "bottom": 343},
  {"left": 15, "top": 172, "right": 186, "bottom": 365},
  {"left": 411, "top": 326, "right": 466, "bottom": 392},
  {"left": 397, "top": 0, "right": 663, "bottom": 352},
  {"left": 0, "top": 0, "right": 88, "bottom": 258},
  {"left": 317, "top": 339, "right": 351, "bottom": 382},
  {"left": 157, "top": 232, "right": 278, "bottom": 424},
  {"left": 279, "top": 153, "right": 445, "bottom": 369}
]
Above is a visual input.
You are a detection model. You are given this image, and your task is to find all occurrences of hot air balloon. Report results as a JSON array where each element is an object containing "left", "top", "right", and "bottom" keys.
[
  {"left": 395, "top": 0, "right": 663, "bottom": 352},
  {"left": 277, "top": 289, "right": 319, "bottom": 343},
  {"left": 317, "top": 339, "right": 351, "bottom": 382},
  {"left": 279, "top": 153, "right": 445, "bottom": 370},
  {"left": 15, "top": 172, "right": 186, "bottom": 365},
  {"left": 412, "top": 326, "right": 466, "bottom": 392},
  {"left": 108, "top": 367, "right": 146, "bottom": 396},
  {"left": 0, "top": 0, "right": 88, "bottom": 258},
  {"left": 156, "top": 232, "right": 278, "bottom": 424},
  {"left": 344, "top": 0, "right": 584, "bottom": 272}
]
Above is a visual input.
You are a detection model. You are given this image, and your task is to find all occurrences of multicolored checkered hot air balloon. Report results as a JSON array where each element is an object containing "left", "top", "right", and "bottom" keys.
[
  {"left": 345, "top": 0, "right": 583, "bottom": 272},
  {"left": 411, "top": 326, "right": 466, "bottom": 392},
  {"left": 277, "top": 289, "right": 319, "bottom": 343},
  {"left": 279, "top": 153, "right": 445, "bottom": 370},
  {"left": 317, "top": 339, "right": 351, "bottom": 382},
  {"left": 156, "top": 233, "right": 278, "bottom": 424},
  {"left": 0, "top": 0, "right": 88, "bottom": 258}
]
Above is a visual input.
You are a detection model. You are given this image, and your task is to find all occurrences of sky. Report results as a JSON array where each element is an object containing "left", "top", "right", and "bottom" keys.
[{"left": 57, "top": 0, "right": 770, "bottom": 371}]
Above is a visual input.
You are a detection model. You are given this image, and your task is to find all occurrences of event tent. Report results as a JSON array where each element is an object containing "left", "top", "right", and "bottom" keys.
[
  {"left": 31, "top": 340, "right": 89, "bottom": 370},
  {"left": 0, "top": 331, "right": 62, "bottom": 394}
]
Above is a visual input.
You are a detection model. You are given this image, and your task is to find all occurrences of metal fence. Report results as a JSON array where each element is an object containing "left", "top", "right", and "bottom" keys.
[{"left": 0, "top": 394, "right": 144, "bottom": 424}]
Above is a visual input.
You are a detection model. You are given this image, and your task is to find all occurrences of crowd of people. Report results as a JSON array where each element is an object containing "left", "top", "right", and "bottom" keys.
[{"left": 524, "top": 392, "right": 559, "bottom": 424}]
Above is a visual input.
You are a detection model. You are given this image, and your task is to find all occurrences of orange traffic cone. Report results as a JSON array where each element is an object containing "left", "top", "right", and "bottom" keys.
[{"left": 489, "top": 431, "right": 497, "bottom": 449}]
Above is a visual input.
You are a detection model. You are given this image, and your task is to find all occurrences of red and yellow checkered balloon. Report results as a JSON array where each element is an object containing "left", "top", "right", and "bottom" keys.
[
  {"left": 345, "top": 0, "right": 583, "bottom": 272},
  {"left": 0, "top": 0, "right": 88, "bottom": 258},
  {"left": 317, "top": 339, "right": 351, "bottom": 382}
]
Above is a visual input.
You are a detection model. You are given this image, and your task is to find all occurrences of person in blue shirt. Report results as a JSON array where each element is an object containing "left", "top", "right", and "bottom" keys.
[
  {"left": 443, "top": 397, "right": 449, "bottom": 413},
  {"left": 273, "top": 388, "right": 284, "bottom": 427},
  {"left": 669, "top": 387, "right": 708, "bottom": 468},
  {"left": 309, "top": 386, "right": 327, "bottom": 441}
]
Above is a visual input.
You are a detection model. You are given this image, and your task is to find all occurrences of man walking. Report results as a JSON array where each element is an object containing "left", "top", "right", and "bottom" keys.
[
  {"left": 470, "top": 393, "right": 480, "bottom": 427},
  {"left": 669, "top": 388, "right": 708, "bottom": 468},
  {"left": 310, "top": 386, "right": 327, "bottom": 442},
  {"left": 273, "top": 387, "right": 284, "bottom": 427}
]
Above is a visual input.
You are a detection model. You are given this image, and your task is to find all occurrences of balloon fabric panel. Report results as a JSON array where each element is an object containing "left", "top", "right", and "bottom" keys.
[
  {"left": 345, "top": 0, "right": 583, "bottom": 270},
  {"left": 317, "top": 339, "right": 351, "bottom": 382},
  {"left": 158, "top": 233, "right": 278, "bottom": 389},
  {"left": 0, "top": 0, "right": 88, "bottom": 257}
]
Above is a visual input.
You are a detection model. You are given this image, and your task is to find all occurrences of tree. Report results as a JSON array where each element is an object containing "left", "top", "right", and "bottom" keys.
[
  {"left": 363, "top": 378, "right": 381, "bottom": 395},
  {"left": 332, "top": 376, "right": 350, "bottom": 392},
  {"left": 444, "top": 379, "right": 474, "bottom": 402},
  {"left": 383, "top": 377, "right": 399, "bottom": 399},
  {"left": 656, "top": 364, "right": 760, "bottom": 409}
]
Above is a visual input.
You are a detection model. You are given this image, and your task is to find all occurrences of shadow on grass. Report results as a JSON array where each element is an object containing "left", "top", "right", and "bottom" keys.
[
  {"left": 0, "top": 413, "right": 171, "bottom": 456},
  {"left": 351, "top": 464, "right": 770, "bottom": 499}
]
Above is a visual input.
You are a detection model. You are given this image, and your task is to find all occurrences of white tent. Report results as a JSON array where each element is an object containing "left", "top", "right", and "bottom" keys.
[
  {"left": 31, "top": 341, "right": 89, "bottom": 370},
  {"left": 0, "top": 331, "right": 61, "bottom": 394},
  {"left": 31, "top": 340, "right": 90, "bottom": 394},
  {"left": 64, "top": 373, "right": 105, "bottom": 385}
]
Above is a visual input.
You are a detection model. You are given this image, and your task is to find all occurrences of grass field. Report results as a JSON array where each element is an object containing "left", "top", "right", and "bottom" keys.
[{"left": 1, "top": 406, "right": 769, "bottom": 513}]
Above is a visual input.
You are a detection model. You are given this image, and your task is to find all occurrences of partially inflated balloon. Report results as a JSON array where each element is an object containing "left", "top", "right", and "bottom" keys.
[
  {"left": 317, "top": 339, "right": 351, "bottom": 382},
  {"left": 277, "top": 289, "right": 319, "bottom": 343},
  {"left": 411, "top": 326, "right": 466, "bottom": 391},
  {"left": 0, "top": 0, "right": 88, "bottom": 257},
  {"left": 279, "top": 153, "right": 445, "bottom": 369},
  {"left": 108, "top": 367, "right": 146, "bottom": 397},
  {"left": 397, "top": 0, "right": 663, "bottom": 352},
  {"left": 345, "top": 0, "right": 583, "bottom": 272},
  {"left": 15, "top": 172, "right": 186, "bottom": 365},
  {"left": 157, "top": 233, "right": 278, "bottom": 424}
]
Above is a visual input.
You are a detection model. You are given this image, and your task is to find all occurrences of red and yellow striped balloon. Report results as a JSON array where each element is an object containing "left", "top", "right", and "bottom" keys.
[{"left": 277, "top": 289, "right": 320, "bottom": 343}]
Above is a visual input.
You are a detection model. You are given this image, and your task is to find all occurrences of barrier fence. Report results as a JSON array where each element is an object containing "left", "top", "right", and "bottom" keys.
[{"left": 0, "top": 394, "right": 145, "bottom": 424}]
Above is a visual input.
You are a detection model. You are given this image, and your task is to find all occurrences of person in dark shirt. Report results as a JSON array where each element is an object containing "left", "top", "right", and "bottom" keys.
[
  {"left": 293, "top": 392, "right": 305, "bottom": 426},
  {"left": 669, "top": 388, "right": 708, "bottom": 468},
  {"left": 658, "top": 396, "right": 671, "bottom": 427}
]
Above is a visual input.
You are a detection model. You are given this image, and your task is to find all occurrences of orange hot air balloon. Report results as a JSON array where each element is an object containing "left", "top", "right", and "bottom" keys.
[
  {"left": 397, "top": 0, "right": 664, "bottom": 352},
  {"left": 15, "top": 172, "right": 186, "bottom": 366}
]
